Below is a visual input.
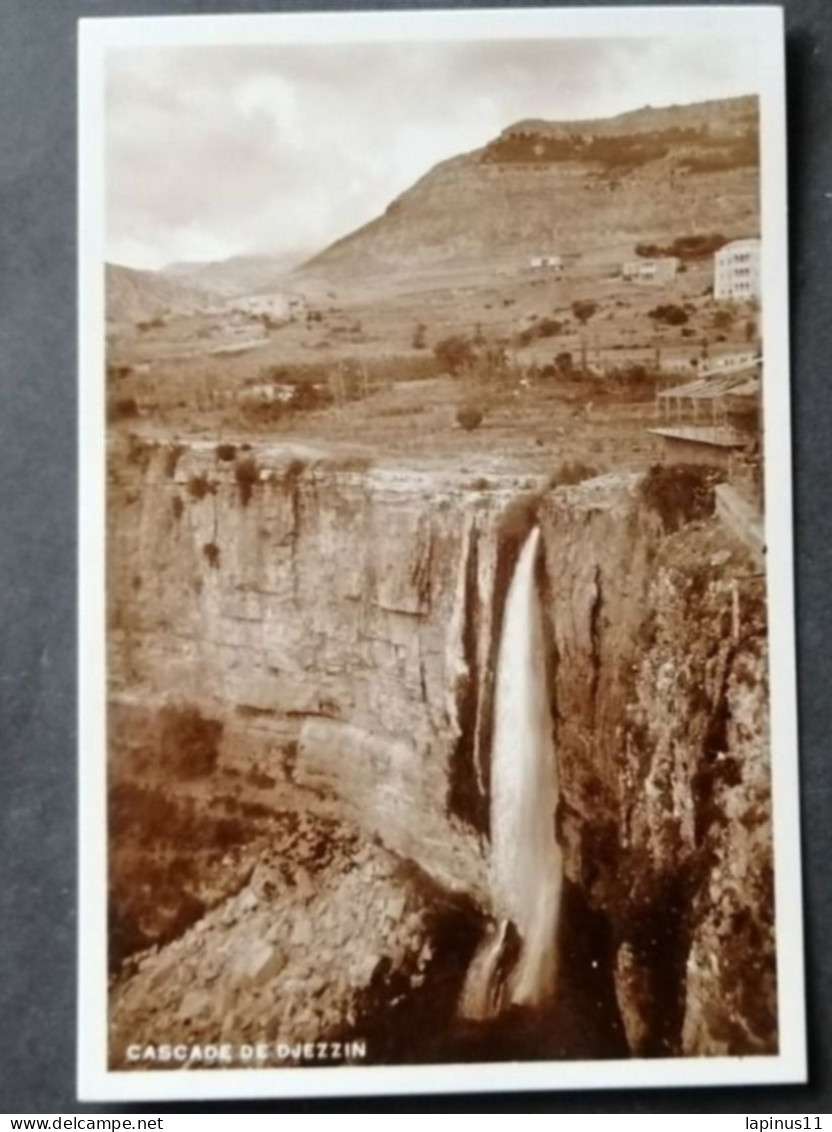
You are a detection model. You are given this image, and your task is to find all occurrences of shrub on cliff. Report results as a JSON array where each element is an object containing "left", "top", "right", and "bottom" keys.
[
  {"left": 186, "top": 473, "right": 216, "bottom": 500},
  {"left": 202, "top": 541, "right": 221, "bottom": 569},
  {"left": 235, "top": 457, "right": 260, "bottom": 506},
  {"left": 108, "top": 397, "right": 139, "bottom": 422},
  {"left": 155, "top": 703, "right": 223, "bottom": 779},
  {"left": 640, "top": 463, "right": 717, "bottom": 533}
]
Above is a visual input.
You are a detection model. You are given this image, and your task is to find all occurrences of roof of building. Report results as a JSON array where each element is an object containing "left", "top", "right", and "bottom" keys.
[
  {"left": 657, "top": 362, "right": 761, "bottom": 401},
  {"left": 716, "top": 236, "right": 761, "bottom": 255},
  {"left": 725, "top": 377, "right": 760, "bottom": 397},
  {"left": 647, "top": 426, "right": 747, "bottom": 448}
]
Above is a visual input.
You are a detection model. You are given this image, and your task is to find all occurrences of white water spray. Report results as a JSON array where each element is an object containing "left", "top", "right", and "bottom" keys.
[
  {"left": 456, "top": 918, "right": 516, "bottom": 1020},
  {"left": 488, "top": 526, "right": 563, "bottom": 1008}
]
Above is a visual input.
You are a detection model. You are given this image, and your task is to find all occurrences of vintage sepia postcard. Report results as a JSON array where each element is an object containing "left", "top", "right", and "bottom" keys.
[{"left": 78, "top": 7, "right": 804, "bottom": 1101}]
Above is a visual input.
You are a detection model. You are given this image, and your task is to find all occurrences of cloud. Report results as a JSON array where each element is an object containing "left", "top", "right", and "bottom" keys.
[
  {"left": 234, "top": 74, "right": 304, "bottom": 151},
  {"left": 104, "top": 37, "right": 760, "bottom": 271}
]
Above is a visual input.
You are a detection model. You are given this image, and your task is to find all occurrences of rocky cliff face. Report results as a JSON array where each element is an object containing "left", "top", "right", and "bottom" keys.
[{"left": 108, "top": 435, "right": 774, "bottom": 1059}]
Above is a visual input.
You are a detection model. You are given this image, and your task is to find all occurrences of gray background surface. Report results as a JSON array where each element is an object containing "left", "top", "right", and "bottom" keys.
[{"left": 0, "top": 0, "right": 829, "bottom": 1114}]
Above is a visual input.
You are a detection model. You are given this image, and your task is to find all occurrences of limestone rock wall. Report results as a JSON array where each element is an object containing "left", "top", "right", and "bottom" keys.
[
  {"left": 538, "top": 488, "right": 774, "bottom": 1058},
  {"left": 109, "top": 438, "right": 519, "bottom": 898}
]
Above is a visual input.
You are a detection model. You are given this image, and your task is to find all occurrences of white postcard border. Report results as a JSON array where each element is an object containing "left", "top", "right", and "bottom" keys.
[{"left": 78, "top": 5, "right": 805, "bottom": 1102}]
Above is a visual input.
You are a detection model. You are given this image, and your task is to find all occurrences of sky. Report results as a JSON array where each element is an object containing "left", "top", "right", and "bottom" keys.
[{"left": 105, "top": 37, "right": 761, "bottom": 272}]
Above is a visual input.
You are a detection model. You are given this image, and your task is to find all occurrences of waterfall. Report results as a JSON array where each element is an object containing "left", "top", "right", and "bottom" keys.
[
  {"left": 459, "top": 525, "right": 563, "bottom": 1018},
  {"left": 490, "top": 525, "right": 562, "bottom": 1007},
  {"left": 456, "top": 918, "right": 518, "bottom": 1020}
]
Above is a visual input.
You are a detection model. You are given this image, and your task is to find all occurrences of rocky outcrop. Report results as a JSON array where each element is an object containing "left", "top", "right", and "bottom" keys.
[
  {"left": 109, "top": 824, "right": 479, "bottom": 1068},
  {"left": 108, "top": 435, "right": 774, "bottom": 1058}
]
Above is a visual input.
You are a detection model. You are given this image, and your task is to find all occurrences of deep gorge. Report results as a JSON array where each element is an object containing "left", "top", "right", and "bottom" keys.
[{"left": 107, "top": 433, "right": 775, "bottom": 1065}]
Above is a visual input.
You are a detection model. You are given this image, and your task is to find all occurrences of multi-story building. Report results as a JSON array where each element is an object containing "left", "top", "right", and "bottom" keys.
[{"left": 713, "top": 238, "right": 761, "bottom": 301}]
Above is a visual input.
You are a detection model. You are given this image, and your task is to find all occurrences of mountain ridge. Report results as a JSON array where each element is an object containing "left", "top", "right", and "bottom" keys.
[
  {"left": 297, "top": 94, "right": 759, "bottom": 280},
  {"left": 162, "top": 252, "right": 308, "bottom": 298}
]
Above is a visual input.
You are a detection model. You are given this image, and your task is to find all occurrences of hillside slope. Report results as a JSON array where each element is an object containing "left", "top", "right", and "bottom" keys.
[
  {"left": 163, "top": 253, "right": 306, "bottom": 298},
  {"left": 300, "top": 96, "right": 759, "bottom": 279},
  {"left": 106, "top": 264, "right": 219, "bottom": 325}
]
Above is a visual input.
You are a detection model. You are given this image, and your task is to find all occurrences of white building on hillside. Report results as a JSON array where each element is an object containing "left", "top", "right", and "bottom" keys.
[
  {"left": 228, "top": 292, "right": 306, "bottom": 320},
  {"left": 622, "top": 257, "right": 679, "bottom": 283},
  {"left": 713, "top": 238, "right": 761, "bottom": 301},
  {"left": 711, "top": 350, "right": 758, "bottom": 370},
  {"left": 529, "top": 254, "right": 563, "bottom": 272}
]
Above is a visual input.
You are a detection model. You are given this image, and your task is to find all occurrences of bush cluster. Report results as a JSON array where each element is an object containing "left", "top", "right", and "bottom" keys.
[
  {"left": 516, "top": 317, "right": 564, "bottom": 347},
  {"left": 636, "top": 233, "right": 728, "bottom": 261},
  {"left": 435, "top": 335, "right": 476, "bottom": 375},
  {"left": 639, "top": 463, "right": 717, "bottom": 532},
  {"left": 649, "top": 304, "right": 689, "bottom": 327},
  {"left": 456, "top": 406, "right": 484, "bottom": 431}
]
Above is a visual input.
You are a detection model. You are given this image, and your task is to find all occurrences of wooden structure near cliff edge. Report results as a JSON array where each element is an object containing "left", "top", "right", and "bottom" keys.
[
  {"left": 648, "top": 354, "right": 764, "bottom": 557},
  {"left": 648, "top": 356, "right": 762, "bottom": 483}
]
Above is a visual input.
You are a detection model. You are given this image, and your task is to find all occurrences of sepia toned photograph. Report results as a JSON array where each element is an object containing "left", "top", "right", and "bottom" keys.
[{"left": 78, "top": 7, "right": 803, "bottom": 1101}]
